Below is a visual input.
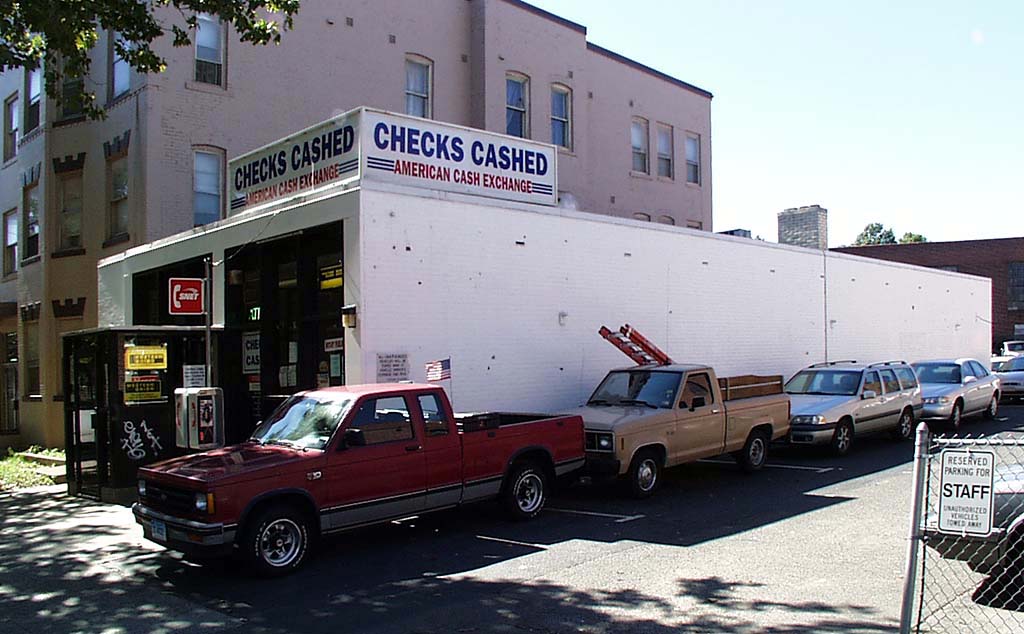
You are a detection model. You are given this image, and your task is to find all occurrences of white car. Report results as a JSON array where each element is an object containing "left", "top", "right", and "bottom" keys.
[
  {"left": 1001, "top": 340, "right": 1024, "bottom": 357},
  {"left": 994, "top": 356, "right": 1024, "bottom": 401}
]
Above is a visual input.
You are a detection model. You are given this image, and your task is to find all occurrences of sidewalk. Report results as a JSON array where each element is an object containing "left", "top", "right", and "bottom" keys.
[{"left": 0, "top": 486, "right": 244, "bottom": 634}]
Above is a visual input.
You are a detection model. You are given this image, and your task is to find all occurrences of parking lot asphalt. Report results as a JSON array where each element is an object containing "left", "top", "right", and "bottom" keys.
[{"left": 3, "top": 402, "right": 1024, "bottom": 634}]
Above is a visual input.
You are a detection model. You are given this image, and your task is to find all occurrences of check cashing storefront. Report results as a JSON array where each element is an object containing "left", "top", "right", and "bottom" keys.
[{"left": 95, "top": 107, "right": 559, "bottom": 444}]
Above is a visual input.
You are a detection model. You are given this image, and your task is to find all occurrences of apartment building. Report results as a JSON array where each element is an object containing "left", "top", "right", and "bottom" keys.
[{"left": 0, "top": 0, "right": 712, "bottom": 448}]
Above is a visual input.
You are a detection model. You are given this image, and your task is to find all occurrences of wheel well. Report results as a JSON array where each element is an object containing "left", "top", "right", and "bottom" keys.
[
  {"left": 954, "top": 398, "right": 964, "bottom": 409},
  {"left": 632, "top": 444, "right": 667, "bottom": 467},
  {"left": 750, "top": 423, "right": 773, "bottom": 441},
  {"left": 241, "top": 492, "right": 320, "bottom": 538},
  {"left": 508, "top": 448, "right": 556, "bottom": 485},
  {"left": 838, "top": 415, "right": 854, "bottom": 428}
]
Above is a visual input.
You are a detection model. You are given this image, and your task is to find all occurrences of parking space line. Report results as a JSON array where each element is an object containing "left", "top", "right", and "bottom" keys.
[
  {"left": 698, "top": 458, "right": 836, "bottom": 474},
  {"left": 547, "top": 507, "right": 646, "bottom": 523},
  {"left": 476, "top": 535, "right": 549, "bottom": 549}
]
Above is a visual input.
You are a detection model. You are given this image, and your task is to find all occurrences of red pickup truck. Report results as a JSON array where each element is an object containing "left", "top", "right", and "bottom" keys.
[{"left": 133, "top": 383, "right": 584, "bottom": 575}]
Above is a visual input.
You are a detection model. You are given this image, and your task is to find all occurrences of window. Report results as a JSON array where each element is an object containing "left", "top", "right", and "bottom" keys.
[
  {"left": 195, "top": 13, "right": 224, "bottom": 86},
  {"left": 631, "top": 118, "right": 648, "bottom": 173},
  {"left": 686, "top": 220, "right": 703, "bottom": 230},
  {"left": 1009, "top": 262, "right": 1024, "bottom": 310},
  {"left": 405, "top": 56, "right": 432, "bottom": 118},
  {"left": 3, "top": 210, "right": 16, "bottom": 275},
  {"left": 108, "top": 157, "right": 129, "bottom": 237},
  {"left": 3, "top": 95, "right": 17, "bottom": 161},
  {"left": 25, "top": 68, "right": 41, "bottom": 132},
  {"left": 879, "top": 369, "right": 900, "bottom": 394},
  {"left": 968, "top": 360, "right": 989, "bottom": 378},
  {"left": 59, "top": 174, "right": 83, "bottom": 250},
  {"left": 633, "top": 212, "right": 651, "bottom": 222},
  {"left": 61, "top": 68, "right": 84, "bottom": 119},
  {"left": 506, "top": 73, "right": 529, "bottom": 138},
  {"left": 349, "top": 396, "right": 414, "bottom": 445},
  {"left": 111, "top": 32, "right": 130, "bottom": 99},
  {"left": 685, "top": 134, "right": 701, "bottom": 184},
  {"left": 658, "top": 215, "right": 675, "bottom": 226},
  {"left": 863, "top": 371, "right": 881, "bottom": 395},
  {"left": 22, "top": 184, "right": 39, "bottom": 259},
  {"left": 418, "top": 394, "right": 450, "bottom": 436},
  {"left": 894, "top": 366, "right": 918, "bottom": 390},
  {"left": 24, "top": 321, "right": 39, "bottom": 397},
  {"left": 656, "top": 124, "right": 673, "bottom": 178},
  {"left": 551, "top": 85, "right": 571, "bottom": 149},
  {"left": 193, "top": 150, "right": 222, "bottom": 226},
  {"left": 681, "top": 372, "right": 714, "bottom": 409}
]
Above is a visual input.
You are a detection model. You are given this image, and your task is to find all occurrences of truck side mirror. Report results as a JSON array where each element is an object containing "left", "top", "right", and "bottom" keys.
[
  {"left": 342, "top": 427, "right": 366, "bottom": 448},
  {"left": 690, "top": 396, "right": 706, "bottom": 411}
]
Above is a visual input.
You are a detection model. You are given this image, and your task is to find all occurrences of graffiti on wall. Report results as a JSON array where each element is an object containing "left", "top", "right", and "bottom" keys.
[{"left": 121, "top": 420, "right": 163, "bottom": 461}]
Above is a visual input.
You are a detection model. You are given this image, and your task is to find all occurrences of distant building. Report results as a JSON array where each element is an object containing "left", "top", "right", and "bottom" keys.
[
  {"left": 833, "top": 237, "right": 1024, "bottom": 351},
  {"left": 717, "top": 228, "right": 751, "bottom": 238},
  {"left": 778, "top": 205, "right": 828, "bottom": 249}
]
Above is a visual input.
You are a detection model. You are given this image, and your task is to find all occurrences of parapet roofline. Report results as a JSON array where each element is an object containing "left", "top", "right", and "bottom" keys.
[{"left": 504, "top": 0, "right": 713, "bottom": 100}]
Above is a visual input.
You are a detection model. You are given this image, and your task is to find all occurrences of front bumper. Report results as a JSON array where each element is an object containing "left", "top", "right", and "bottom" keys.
[
  {"left": 923, "top": 527, "right": 1007, "bottom": 573},
  {"left": 788, "top": 422, "right": 836, "bottom": 446},
  {"left": 133, "top": 503, "right": 237, "bottom": 558},
  {"left": 584, "top": 451, "right": 621, "bottom": 478},
  {"left": 920, "top": 402, "right": 955, "bottom": 420},
  {"left": 1000, "top": 382, "right": 1024, "bottom": 397}
]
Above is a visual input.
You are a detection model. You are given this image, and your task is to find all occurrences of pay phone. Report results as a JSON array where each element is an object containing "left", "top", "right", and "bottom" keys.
[{"left": 174, "top": 387, "right": 225, "bottom": 450}]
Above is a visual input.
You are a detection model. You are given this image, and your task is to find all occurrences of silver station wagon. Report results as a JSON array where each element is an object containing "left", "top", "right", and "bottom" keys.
[
  {"left": 785, "top": 360, "right": 924, "bottom": 456},
  {"left": 912, "top": 358, "right": 1001, "bottom": 431}
]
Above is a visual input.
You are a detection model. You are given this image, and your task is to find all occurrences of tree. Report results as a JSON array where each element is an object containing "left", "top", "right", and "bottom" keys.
[
  {"left": 854, "top": 223, "right": 897, "bottom": 246},
  {"left": 0, "top": 0, "right": 300, "bottom": 119},
  {"left": 899, "top": 232, "right": 927, "bottom": 244}
]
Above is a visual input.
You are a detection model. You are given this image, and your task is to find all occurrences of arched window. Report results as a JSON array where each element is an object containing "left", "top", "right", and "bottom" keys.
[{"left": 633, "top": 212, "right": 651, "bottom": 222}]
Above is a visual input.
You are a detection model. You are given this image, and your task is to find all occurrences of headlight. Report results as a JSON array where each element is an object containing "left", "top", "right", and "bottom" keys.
[
  {"left": 597, "top": 434, "right": 613, "bottom": 450},
  {"left": 792, "top": 415, "right": 827, "bottom": 425},
  {"left": 194, "top": 492, "right": 214, "bottom": 514},
  {"left": 137, "top": 480, "right": 146, "bottom": 497},
  {"left": 586, "top": 432, "right": 615, "bottom": 452},
  {"left": 924, "top": 396, "right": 951, "bottom": 405}
]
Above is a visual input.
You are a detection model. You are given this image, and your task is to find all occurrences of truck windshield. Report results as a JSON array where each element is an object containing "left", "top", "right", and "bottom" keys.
[
  {"left": 785, "top": 370, "right": 862, "bottom": 396},
  {"left": 588, "top": 370, "right": 681, "bottom": 409},
  {"left": 1007, "top": 342, "right": 1024, "bottom": 352},
  {"left": 912, "top": 363, "right": 962, "bottom": 384},
  {"left": 250, "top": 396, "right": 354, "bottom": 450}
]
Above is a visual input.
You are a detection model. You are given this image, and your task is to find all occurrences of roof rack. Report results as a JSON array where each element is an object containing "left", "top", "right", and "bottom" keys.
[
  {"left": 867, "top": 360, "right": 908, "bottom": 368},
  {"left": 809, "top": 360, "right": 858, "bottom": 368}
]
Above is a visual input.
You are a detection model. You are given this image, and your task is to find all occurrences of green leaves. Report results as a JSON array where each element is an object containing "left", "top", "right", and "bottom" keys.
[
  {"left": 0, "top": 0, "right": 301, "bottom": 119},
  {"left": 853, "top": 223, "right": 927, "bottom": 246}
]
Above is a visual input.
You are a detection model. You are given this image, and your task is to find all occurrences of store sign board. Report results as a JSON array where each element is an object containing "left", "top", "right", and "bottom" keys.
[
  {"left": 228, "top": 111, "right": 359, "bottom": 215},
  {"left": 242, "top": 332, "right": 261, "bottom": 374},
  {"left": 361, "top": 110, "right": 557, "bottom": 206},
  {"left": 226, "top": 108, "right": 559, "bottom": 214},
  {"left": 168, "top": 278, "right": 204, "bottom": 315},
  {"left": 125, "top": 376, "right": 163, "bottom": 402},
  {"left": 125, "top": 345, "right": 167, "bottom": 370},
  {"left": 376, "top": 353, "right": 409, "bottom": 382}
]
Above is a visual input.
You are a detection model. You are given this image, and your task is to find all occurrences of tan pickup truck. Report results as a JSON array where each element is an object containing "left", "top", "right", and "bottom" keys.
[{"left": 572, "top": 364, "right": 791, "bottom": 497}]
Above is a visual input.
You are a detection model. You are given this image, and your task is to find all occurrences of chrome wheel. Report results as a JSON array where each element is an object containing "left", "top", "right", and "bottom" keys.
[
  {"left": 899, "top": 411, "right": 912, "bottom": 438},
  {"left": 833, "top": 423, "right": 852, "bottom": 455},
  {"left": 636, "top": 458, "right": 658, "bottom": 492},
  {"left": 949, "top": 404, "right": 962, "bottom": 432},
  {"left": 258, "top": 518, "right": 303, "bottom": 568},
  {"left": 748, "top": 437, "right": 767, "bottom": 468},
  {"left": 514, "top": 472, "right": 544, "bottom": 514},
  {"left": 987, "top": 397, "right": 998, "bottom": 419}
]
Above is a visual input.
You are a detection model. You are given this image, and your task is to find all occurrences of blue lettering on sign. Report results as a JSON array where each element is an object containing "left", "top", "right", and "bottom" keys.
[
  {"left": 374, "top": 122, "right": 546, "bottom": 177},
  {"left": 234, "top": 125, "right": 354, "bottom": 191}
]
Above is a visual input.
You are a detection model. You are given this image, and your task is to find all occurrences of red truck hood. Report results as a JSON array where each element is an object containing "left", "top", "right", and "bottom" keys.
[{"left": 140, "top": 442, "right": 322, "bottom": 486}]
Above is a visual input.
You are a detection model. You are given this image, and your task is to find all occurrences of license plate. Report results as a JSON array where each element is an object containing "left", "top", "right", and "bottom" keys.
[{"left": 151, "top": 519, "right": 167, "bottom": 541}]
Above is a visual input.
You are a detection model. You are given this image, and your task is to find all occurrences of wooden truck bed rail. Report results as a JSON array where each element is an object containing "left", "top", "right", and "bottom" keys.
[{"left": 717, "top": 374, "right": 784, "bottom": 401}]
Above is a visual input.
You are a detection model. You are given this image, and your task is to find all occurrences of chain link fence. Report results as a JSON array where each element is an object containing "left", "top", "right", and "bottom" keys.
[{"left": 901, "top": 426, "right": 1024, "bottom": 633}]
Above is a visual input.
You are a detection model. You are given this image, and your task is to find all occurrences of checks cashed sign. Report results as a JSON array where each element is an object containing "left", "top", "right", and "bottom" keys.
[
  {"left": 361, "top": 110, "right": 557, "bottom": 206},
  {"left": 227, "top": 108, "right": 558, "bottom": 214}
]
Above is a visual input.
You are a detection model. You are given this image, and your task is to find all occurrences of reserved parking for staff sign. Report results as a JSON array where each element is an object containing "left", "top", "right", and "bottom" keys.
[{"left": 938, "top": 449, "right": 995, "bottom": 536}]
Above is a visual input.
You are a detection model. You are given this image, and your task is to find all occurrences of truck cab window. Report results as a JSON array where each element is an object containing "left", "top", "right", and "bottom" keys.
[
  {"left": 418, "top": 393, "right": 450, "bottom": 436},
  {"left": 350, "top": 396, "right": 414, "bottom": 445},
  {"left": 680, "top": 373, "right": 714, "bottom": 409}
]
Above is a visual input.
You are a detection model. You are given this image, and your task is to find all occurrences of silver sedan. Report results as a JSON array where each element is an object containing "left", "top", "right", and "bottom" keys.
[
  {"left": 912, "top": 358, "right": 1001, "bottom": 431},
  {"left": 995, "top": 356, "right": 1024, "bottom": 401}
]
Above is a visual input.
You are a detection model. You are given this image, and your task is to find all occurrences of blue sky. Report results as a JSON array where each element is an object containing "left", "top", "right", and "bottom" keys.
[{"left": 529, "top": 0, "right": 1023, "bottom": 246}]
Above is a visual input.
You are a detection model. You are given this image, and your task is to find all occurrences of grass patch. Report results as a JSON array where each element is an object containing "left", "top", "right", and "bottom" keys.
[
  {"left": 24, "top": 445, "right": 66, "bottom": 459},
  {"left": 0, "top": 452, "right": 55, "bottom": 490}
]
